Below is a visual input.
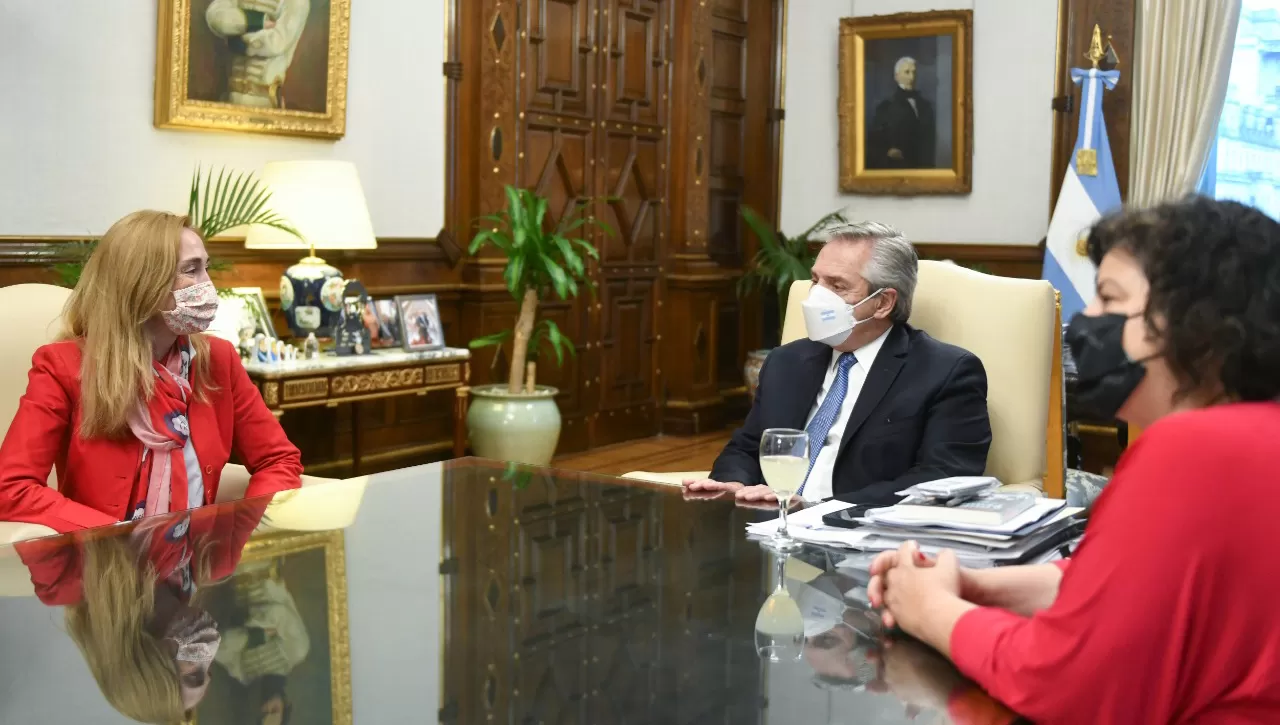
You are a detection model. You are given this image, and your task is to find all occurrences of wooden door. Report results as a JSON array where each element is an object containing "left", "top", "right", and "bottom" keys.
[
  {"left": 461, "top": 0, "right": 780, "bottom": 448},
  {"left": 508, "top": 0, "right": 670, "bottom": 451},
  {"left": 592, "top": 0, "right": 668, "bottom": 446}
]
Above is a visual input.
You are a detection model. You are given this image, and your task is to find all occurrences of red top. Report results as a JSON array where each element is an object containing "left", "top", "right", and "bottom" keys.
[
  {"left": 951, "top": 402, "right": 1280, "bottom": 724},
  {"left": 15, "top": 496, "right": 268, "bottom": 606},
  {"left": 0, "top": 337, "right": 302, "bottom": 533}
]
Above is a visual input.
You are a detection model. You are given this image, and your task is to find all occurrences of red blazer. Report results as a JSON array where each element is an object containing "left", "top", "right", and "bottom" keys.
[
  {"left": 15, "top": 496, "right": 269, "bottom": 606},
  {"left": 0, "top": 336, "right": 302, "bottom": 533}
]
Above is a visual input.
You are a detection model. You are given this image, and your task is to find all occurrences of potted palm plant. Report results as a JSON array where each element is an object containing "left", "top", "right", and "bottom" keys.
[
  {"left": 737, "top": 205, "right": 849, "bottom": 397},
  {"left": 466, "top": 186, "right": 611, "bottom": 465},
  {"left": 53, "top": 166, "right": 299, "bottom": 287}
]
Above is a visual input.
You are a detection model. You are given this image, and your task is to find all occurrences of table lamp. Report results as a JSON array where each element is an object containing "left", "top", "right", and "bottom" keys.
[{"left": 245, "top": 160, "right": 376, "bottom": 338}]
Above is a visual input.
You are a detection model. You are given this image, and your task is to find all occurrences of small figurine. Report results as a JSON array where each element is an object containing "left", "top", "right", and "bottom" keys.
[
  {"left": 304, "top": 332, "right": 320, "bottom": 360},
  {"left": 255, "top": 333, "right": 269, "bottom": 363},
  {"left": 238, "top": 327, "right": 255, "bottom": 361},
  {"left": 273, "top": 339, "right": 285, "bottom": 362}
]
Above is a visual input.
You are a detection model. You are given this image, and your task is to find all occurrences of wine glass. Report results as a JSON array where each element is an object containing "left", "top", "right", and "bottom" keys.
[
  {"left": 755, "top": 550, "right": 804, "bottom": 662},
  {"left": 759, "top": 428, "right": 809, "bottom": 553}
]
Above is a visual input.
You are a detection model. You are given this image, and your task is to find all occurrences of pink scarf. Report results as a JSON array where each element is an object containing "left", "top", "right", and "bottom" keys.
[{"left": 126, "top": 338, "right": 195, "bottom": 520}]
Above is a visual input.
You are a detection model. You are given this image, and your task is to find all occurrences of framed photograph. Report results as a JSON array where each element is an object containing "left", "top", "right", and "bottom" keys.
[
  {"left": 155, "top": 0, "right": 351, "bottom": 139},
  {"left": 195, "top": 530, "right": 351, "bottom": 725},
  {"left": 368, "top": 298, "right": 403, "bottom": 350},
  {"left": 211, "top": 287, "right": 276, "bottom": 345},
  {"left": 395, "top": 294, "right": 444, "bottom": 351},
  {"left": 838, "top": 11, "right": 973, "bottom": 195}
]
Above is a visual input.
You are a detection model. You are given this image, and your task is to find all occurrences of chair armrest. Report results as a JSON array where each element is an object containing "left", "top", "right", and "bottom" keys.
[
  {"left": 1000, "top": 479, "right": 1046, "bottom": 497},
  {"left": 0, "top": 521, "right": 59, "bottom": 546},
  {"left": 216, "top": 464, "right": 338, "bottom": 503},
  {"left": 621, "top": 471, "right": 708, "bottom": 487}
]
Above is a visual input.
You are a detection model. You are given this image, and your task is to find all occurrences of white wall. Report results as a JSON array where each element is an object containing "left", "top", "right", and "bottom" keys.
[
  {"left": 781, "top": 0, "right": 1058, "bottom": 244},
  {"left": 0, "top": 1, "right": 446, "bottom": 238}
]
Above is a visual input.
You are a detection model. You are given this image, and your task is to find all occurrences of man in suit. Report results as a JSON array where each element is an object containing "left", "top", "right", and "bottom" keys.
[
  {"left": 867, "top": 57, "right": 937, "bottom": 169},
  {"left": 685, "top": 222, "right": 991, "bottom": 505}
]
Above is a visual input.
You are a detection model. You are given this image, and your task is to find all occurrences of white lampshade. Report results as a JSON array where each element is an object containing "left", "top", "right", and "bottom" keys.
[{"left": 244, "top": 160, "right": 377, "bottom": 251}]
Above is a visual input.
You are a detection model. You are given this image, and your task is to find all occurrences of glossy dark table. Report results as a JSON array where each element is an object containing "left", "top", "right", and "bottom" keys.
[{"left": 0, "top": 459, "right": 1024, "bottom": 724}]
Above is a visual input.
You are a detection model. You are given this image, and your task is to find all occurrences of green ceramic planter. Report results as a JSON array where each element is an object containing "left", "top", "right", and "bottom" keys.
[{"left": 466, "top": 384, "right": 562, "bottom": 465}]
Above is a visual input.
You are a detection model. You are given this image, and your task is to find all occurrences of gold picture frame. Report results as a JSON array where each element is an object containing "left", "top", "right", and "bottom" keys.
[
  {"left": 192, "top": 530, "right": 351, "bottom": 725},
  {"left": 838, "top": 11, "right": 973, "bottom": 195},
  {"left": 155, "top": 0, "right": 350, "bottom": 139}
]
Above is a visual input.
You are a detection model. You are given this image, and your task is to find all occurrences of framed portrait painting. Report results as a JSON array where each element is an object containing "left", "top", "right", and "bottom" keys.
[
  {"left": 194, "top": 530, "right": 351, "bottom": 725},
  {"left": 838, "top": 11, "right": 973, "bottom": 195},
  {"left": 155, "top": 0, "right": 350, "bottom": 139}
]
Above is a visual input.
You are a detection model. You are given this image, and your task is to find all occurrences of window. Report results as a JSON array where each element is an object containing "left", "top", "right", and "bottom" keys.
[{"left": 1202, "top": 1, "right": 1280, "bottom": 219}]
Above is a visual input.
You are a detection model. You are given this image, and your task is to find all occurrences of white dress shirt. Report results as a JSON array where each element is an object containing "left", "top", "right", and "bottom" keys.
[
  {"left": 800, "top": 328, "right": 892, "bottom": 502},
  {"left": 899, "top": 84, "right": 919, "bottom": 116}
]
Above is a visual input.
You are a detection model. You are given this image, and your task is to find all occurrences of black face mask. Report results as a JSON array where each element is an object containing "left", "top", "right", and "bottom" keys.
[{"left": 1065, "top": 312, "right": 1148, "bottom": 421}]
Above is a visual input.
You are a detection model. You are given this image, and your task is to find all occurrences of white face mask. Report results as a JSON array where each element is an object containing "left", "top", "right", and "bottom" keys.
[
  {"left": 801, "top": 284, "right": 884, "bottom": 347},
  {"left": 162, "top": 281, "right": 219, "bottom": 335}
]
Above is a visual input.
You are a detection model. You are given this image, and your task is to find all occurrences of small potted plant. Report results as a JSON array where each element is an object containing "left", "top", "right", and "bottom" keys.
[
  {"left": 466, "top": 186, "right": 612, "bottom": 465},
  {"left": 53, "top": 166, "right": 298, "bottom": 287},
  {"left": 738, "top": 206, "right": 848, "bottom": 397}
]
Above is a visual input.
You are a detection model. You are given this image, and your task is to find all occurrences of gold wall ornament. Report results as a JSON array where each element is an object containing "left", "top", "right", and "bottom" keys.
[
  {"left": 838, "top": 11, "right": 974, "bottom": 195},
  {"left": 154, "top": 0, "right": 351, "bottom": 139}
]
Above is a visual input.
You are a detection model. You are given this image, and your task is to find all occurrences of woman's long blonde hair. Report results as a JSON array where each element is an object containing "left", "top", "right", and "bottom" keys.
[
  {"left": 65, "top": 533, "right": 215, "bottom": 724},
  {"left": 61, "top": 211, "right": 213, "bottom": 439}
]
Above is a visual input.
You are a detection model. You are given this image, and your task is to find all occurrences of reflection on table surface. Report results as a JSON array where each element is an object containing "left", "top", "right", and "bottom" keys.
[{"left": 0, "top": 459, "right": 1025, "bottom": 725}]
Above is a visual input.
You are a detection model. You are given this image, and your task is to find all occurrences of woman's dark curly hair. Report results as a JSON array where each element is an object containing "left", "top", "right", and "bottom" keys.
[{"left": 1086, "top": 196, "right": 1280, "bottom": 403}]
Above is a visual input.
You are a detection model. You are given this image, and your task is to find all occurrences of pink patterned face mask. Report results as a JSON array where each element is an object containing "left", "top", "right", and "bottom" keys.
[{"left": 162, "top": 281, "right": 219, "bottom": 335}]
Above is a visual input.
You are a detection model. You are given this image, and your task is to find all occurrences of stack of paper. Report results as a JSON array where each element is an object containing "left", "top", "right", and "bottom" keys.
[{"left": 746, "top": 497, "right": 1083, "bottom": 568}]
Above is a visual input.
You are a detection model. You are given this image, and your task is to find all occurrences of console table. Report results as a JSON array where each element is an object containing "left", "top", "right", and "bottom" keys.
[{"left": 243, "top": 348, "right": 472, "bottom": 472}]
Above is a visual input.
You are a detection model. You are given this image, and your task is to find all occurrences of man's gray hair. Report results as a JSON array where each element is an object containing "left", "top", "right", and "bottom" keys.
[
  {"left": 894, "top": 56, "right": 917, "bottom": 75},
  {"left": 821, "top": 221, "right": 918, "bottom": 323}
]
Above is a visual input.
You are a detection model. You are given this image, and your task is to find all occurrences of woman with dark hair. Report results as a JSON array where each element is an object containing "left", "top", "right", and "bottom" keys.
[{"left": 866, "top": 197, "right": 1280, "bottom": 723}]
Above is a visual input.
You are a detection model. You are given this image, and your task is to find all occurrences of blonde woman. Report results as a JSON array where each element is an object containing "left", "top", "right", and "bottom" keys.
[
  {"left": 18, "top": 498, "right": 267, "bottom": 723},
  {"left": 0, "top": 210, "right": 302, "bottom": 532}
]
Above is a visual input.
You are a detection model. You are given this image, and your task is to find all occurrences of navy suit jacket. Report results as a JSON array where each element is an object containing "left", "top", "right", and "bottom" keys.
[{"left": 709, "top": 324, "right": 991, "bottom": 505}]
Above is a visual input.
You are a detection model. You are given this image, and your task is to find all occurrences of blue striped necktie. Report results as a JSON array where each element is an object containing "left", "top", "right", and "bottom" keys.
[{"left": 798, "top": 352, "right": 857, "bottom": 496}]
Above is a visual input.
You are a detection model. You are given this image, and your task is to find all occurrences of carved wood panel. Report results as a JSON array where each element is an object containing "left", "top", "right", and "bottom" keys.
[
  {"left": 603, "top": 0, "right": 667, "bottom": 126},
  {"left": 524, "top": 0, "right": 596, "bottom": 117},
  {"left": 512, "top": 0, "right": 669, "bottom": 449},
  {"left": 662, "top": 0, "right": 780, "bottom": 433},
  {"left": 601, "top": 132, "right": 663, "bottom": 264},
  {"left": 706, "top": 7, "right": 749, "bottom": 267},
  {"left": 444, "top": 470, "right": 761, "bottom": 725}
]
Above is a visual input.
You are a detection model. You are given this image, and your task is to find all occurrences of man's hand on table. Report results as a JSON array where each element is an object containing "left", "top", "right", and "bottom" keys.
[{"left": 683, "top": 479, "right": 804, "bottom": 510}]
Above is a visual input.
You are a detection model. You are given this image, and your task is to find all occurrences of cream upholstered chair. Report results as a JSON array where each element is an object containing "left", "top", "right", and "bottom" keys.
[
  {"left": 0, "top": 283, "right": 333, "bottom": 545},
  {"left": 625, "top": 261, "right": 1065, "bottom": 497},
  {"left": 0, "top": 284, "right": 74, "bottom": 543}
]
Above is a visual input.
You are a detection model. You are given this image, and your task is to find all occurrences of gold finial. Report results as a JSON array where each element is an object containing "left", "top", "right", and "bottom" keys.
[{"left": 1085, "top": 24, "right": 1105, "bottom": 68}]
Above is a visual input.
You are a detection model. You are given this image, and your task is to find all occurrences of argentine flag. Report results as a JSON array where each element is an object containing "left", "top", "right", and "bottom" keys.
[{"left": 1043, "top": 68, "right": 1122, "bottom": 321}]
